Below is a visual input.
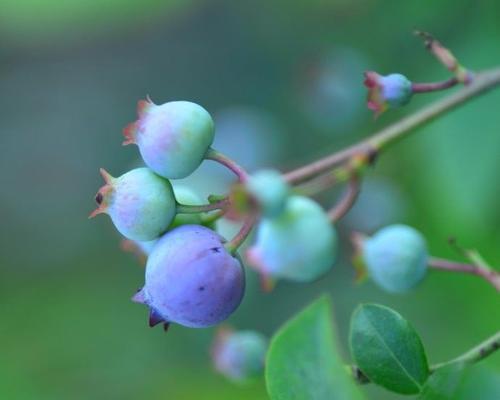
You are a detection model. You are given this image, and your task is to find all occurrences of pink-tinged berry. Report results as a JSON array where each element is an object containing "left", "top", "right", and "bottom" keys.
[
  {"left": 132, "top": 225, "right": 245, "bottom": 329},
  {"left": 123, "top": 99, "right": 215, "bottom": 179},
  {"left": 364, "top": 72, "right": 413, "bottom": 116},
  {"left": 90, "top": 167, "right": 176, "bottom": 241},
  {"left": 212, "top": 327, "right": 268, "bottom": 383},
  {"left": 246, "top": 196, "right": 337, "bottom": 290}
]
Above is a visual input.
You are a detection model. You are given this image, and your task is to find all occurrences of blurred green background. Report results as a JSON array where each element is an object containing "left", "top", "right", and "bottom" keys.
[{"left": 1, "top": 0, "right": 499, "bottom": 399}]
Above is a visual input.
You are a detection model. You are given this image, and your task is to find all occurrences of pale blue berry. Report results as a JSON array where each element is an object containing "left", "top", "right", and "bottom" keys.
[
  {"left": 212, "top": 328, "right": 268, "bottom": 383},
  {"left": 245, "top": 169, "right": 289, "bottom": 218},
  {"left": 123, "top": 99, "right": 215, "bottom": 179},
  {"left": 91, "top": 167, "right": 176, "bottom": 241},
  {"left": 364, "top": 71, "right": 413, "bottom": 116},
  {"left": 133, "top": 225, "right": 245, "bottom": 329},
  {"left": 363, "top": 224, "right": 428, "bottom": 293},
  {"left": 380, "top": 74, "right": 413, "bottom": 107},
  {"left": 247, "top": 196, "right": 337, "bottom": 287}
]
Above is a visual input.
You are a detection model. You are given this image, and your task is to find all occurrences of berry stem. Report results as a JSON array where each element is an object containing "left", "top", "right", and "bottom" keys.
[
  {"left": 201, "top": 209, "right": 226, "bottom": 225},
  {"left": 432, "top": 330, "right": 500, "bottom": 370},
  {"left": 328, "top": 175, "right": 361, "bottom": 222},
  {"left": 294, "top": 150, "right": 376, "bottom": 196},
  {"left": 350, "top": 330, "right": 500, "bottom": 385},
  {"left": 412, "top": 77, "right": 458, "bottom": 93},
  {"left": 428, "top": 256, "right": 500, "bottom": 292},
  {"left": 225, "top": 214, "right": 257, "bottom": 255},
  {"left": 205, "top": 148, "right": 249, "bottom": 183},
  {"left": 283, "top": 67, "right": 500, "bottom": 184},
  {"left": 176, "top": 198, "right": 229, "bottom": 214}
]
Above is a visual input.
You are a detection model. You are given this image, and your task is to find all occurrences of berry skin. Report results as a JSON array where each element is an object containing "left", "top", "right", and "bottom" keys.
[
  {"left": 132, "top": 225, "right": 245, "bottom": 329},
  {"left": 245, "top": 169, "right": 289, "bottom": 218},
  {"left": 363, "top": 224, "right": 428, "bottom": 293},
  {"left": 121, "top": 185, "right": 215, "bottom": 263},
  {"left": 212, "top": 327, "right": 268, "bottom": 383},
  {"left": 247, "top": 196, "right": 337, "bottom": 288},
  {"left": 364, "top": 72, "right": 413, "bottom": 116},
  {"left": 123, "top": 99, "right": 215, "bottom": 179},
  {"left": 91, "top": 168, "right": 176, "bottom": 241}
]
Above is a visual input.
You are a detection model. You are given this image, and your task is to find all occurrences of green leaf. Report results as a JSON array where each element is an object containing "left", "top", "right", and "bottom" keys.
[
  {"left": 418, "top": 363, "right": 467, "bottom": 400},
  {"left": 349, "top": 303, "right": 429, "bottom": 394},
  {"left": 266, "top": 295, "right": 364, "bottom": 400}
]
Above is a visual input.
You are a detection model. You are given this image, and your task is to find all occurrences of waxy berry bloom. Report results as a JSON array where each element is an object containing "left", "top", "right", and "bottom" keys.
[
  {"left": 247, "top": 195, "right": 337, "bottom": 289},
  {"left": 90, "top": 167, "right": 176, "bottom": 241},
  {"left": 133, "top": 225, "right": 245, "bottom": 329},
  {"left": 363, "top": 224, "right": 428, "bottom": 293},
  {"left": 123, "top": 99, "right": 215, "bottom": 179},
  {"left": 364, "top": 72, "right": 413, "bottom": 116},
  {"left": 212, "top": 328, "right": 268, "bottom": 382}
]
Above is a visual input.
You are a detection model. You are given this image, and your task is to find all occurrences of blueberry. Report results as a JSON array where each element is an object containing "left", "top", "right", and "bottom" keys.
[
  {"left": 247, "top": 195, "right": 337, "bottom": 286},
  {"left": 90, "top": 167, "right": 176, "bottom": 241},
  {"left": 364, "top": 72, "right": 413, "bottom": 116},
  {"left": 133, "top": 225, "right": 245, "bottom": 328},
  {"left": 363, "top": 224, "right": 428, "bottom": 293},
  {"left": 212, "top": 328, "right": 268, "bottom": 382},
  {"left": 245, "top": 169, "right": 289, "bottom": 218},
  {"left": 123, "top": 99, "right": 214, "bottom": 179}
]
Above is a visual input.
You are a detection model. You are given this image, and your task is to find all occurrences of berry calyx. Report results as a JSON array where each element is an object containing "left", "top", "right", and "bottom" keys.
[
  {"left": 133, "top": 225, "right": 245, "bottom": 328},
  {"left": 90, "top": 167, "right": 176, "bottom": 241},
  {"left": 123, "top": 98, "right": 215, "bottom": 179},
  {"left": 363, "top": 224, "right": 428, "bottom": 293}
]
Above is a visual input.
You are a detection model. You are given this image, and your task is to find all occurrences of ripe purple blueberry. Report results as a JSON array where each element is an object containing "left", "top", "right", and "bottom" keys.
[
  {"left": 123, "top": 99, "right": 215, "bottom": 179},
  {"left": 90, "top": 167, "right": 176, "bottom": 241},
  {"left": 133, "top": 225, "right": 245, "bottom": 329}
]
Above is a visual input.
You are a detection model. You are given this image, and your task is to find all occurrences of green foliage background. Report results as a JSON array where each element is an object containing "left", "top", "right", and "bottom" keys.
[{"left": 0, "top": 0, "right": 499, "bottom": 399}]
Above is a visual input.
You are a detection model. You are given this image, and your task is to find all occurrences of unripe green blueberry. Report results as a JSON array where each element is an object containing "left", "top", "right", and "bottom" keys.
[
  {"left": 212, "top": 328, "right": 268, "bottom": 383},
  {"left": 363, "top": 224, "right": 428, "bottom": 293},
  {"left": 245, "top": 169, "right": 289, "bottom": 218},
  {"left": 122, "top": 185, "right": 217, "bottom": 263},
  {"left": 91, "top": 168, "right": 176, "bottom": 241},
  {"left": 123, "top": 99, "right": 215, "bottom": 179},
  {"left": 133, "top": 225, "right": 245, "bottom": 329},
  {"left": 247, "top": 196, "right": 337, "bottom": 287}
]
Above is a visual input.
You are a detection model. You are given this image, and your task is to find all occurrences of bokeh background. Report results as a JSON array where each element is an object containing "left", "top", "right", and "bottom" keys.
[{"left": 1, "top": 0, "right": 499, "bottom": 399}]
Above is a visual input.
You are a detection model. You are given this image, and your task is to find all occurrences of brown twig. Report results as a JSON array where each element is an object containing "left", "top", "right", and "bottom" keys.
[
  {"left": 284, "top": 68, "right": 500, "bottom": 183},
  {"left": 428, "top": 256, "right": 500, "bottom": 292}
]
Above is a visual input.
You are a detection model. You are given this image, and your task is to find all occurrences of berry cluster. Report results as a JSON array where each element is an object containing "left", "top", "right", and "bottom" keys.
[
  {"left": 91, "top": 95, "right": 483, "bottom": 326},
  {"left": 92, "top": 99, "right": 246, "bottom": 330},
  {"left": 91, "top": 32, "right": 500, "bottom": 385},
  {"left": 92, "top": 98, "right": 346, "bottom": 331}
]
